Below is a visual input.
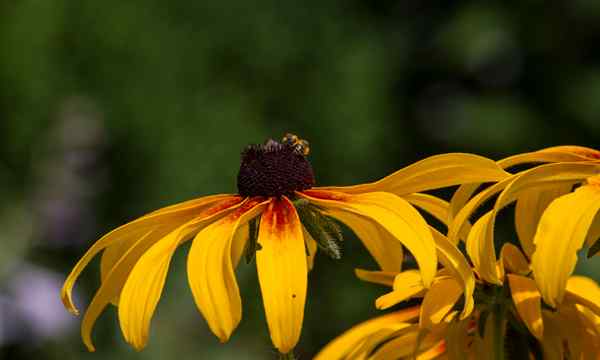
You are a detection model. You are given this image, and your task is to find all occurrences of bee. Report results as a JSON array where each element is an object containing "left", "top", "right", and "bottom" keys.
[{"left": 282, "top": 133, "right": 310, "bottom": 156}]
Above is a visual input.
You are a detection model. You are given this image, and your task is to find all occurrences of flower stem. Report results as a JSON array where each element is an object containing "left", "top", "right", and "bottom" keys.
[
  {"left": 279, "top": 352, "right": 296, "bottom": 360},
  {"left": 492, "top": 303, "right": 506, "bottom": 360}
]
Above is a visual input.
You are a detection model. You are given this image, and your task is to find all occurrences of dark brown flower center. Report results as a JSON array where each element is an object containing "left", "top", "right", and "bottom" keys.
[{"left": 237, "top": 135, "right": 315, "bottom": 198}]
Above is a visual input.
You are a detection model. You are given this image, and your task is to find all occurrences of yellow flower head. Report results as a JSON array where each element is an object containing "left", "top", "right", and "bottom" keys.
[
  {"left": 317, "top": 145, "right": 600, "bottom": 360},
  {"left": 318, "top": 244, "right": 600, "bottom": 359},
  {"left": 60, "top": 134, "right": 508, "bottom": 354}
]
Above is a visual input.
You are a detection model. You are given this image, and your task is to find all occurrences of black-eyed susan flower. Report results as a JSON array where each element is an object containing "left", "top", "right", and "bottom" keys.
[
  {"left": 61, "top": 134, "right": 508, "bottom": 356},
  {"left": 448, "top": 145, "right": 600, "bottom": 307},
  {"left": 318, "top": 240, "right": 600, "bottom": 359}
]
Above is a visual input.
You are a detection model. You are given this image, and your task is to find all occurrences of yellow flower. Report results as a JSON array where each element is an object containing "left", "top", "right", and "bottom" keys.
[
  {"left": 447, "top": 145, "right": 600, "bottom": 306},
  {"left": 61, "top": 134, "right": 507, "bottom": 354},
  {"left": 318, "top": 241, "right": 600, "bottom": 359}
]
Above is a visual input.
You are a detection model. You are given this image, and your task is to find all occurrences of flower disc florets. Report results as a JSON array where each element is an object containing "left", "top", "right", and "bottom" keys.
[{"left": 237, "top": 134, "right": 315, "bottom": 198}]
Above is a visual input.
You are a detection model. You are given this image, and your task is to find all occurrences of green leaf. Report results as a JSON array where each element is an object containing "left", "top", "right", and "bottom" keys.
[{"left": 294, "top": 200, "right": 343, "bottom": 260}]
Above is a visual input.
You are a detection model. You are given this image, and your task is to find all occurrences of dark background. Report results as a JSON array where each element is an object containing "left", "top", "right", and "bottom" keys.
[{"left": 1, "top": 1, "right": 599, "bottom": 359}]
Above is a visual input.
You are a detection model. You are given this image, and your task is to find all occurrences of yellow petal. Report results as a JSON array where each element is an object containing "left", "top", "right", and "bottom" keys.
[
  {"left": 531, "top": 185, "right": 600, "bottom": 307},
  {"left": 318, "top": 153, "right": 509, "bottom": 195},
  {"left": 346, "top": 323, "right": 416, "bottom": 360},
  {"left": 564, "top": 276, "right": 600, "bottom": 317},
  {"left": 61, "top": 195, "right": 241, "bottom": 315},
  {"left": 314, "top": 306, "right": 420, "bottom": 360},
  {"left": 416, "top": 341, "right": 447, "bottom": 360},
  {"left": 81, "top": 227, "right": 177, "bottom": 351},
  {"left": 466, "top": 211, "right": 502, "bottom": 285},
  {"left": 556, "top": 306, "right": 600, "bottom": 359},
  {"left": 506, "top": 274, "right": 543, "bottom": 340},
  {"left": 230, "top": 222, "right": 249, "bottom": 268},
  {"left": 537, "top": 145, "right": 600, "bottom": 161},
  {"left": 448, "top": 178, "right": 512, "bottom": 245},
  {"left": 354, "top": 268, "right": 396, "bottom": 287},
  {"left": 430, "top": 227, "right": 475, "bottom": 319},
  {"left": 117, "top": 223, "right": 212, "bottom": 350},
  {"left": 370, "top": 328, "right": 442, "bottom": 360},
  {"left": 405, "top": 193, "right": 471, "bottom": 243},
  {"left": 301, "top": 190, "right": 437, "bottom": 287},
  {"left": 514, "top": 184, "right": 574, "bottom": 257},
  {"left": 376, "top": 270, "right": 425, "bottom": 310},
  {"left": 187, "top": 199, "right": 268, "bottom": 343},
  {"left": 255, "top": 197, "right": 307, "bottom": 354},
  {"left": 499, "top": 243, "right": 530, "bottom": 275},
  {"left": 116, "top": 197, "right": 246, "bottom": 350},
  {"left": 101, "top": 194, "right": 240, "bottom": 281},
  {"left": 449, "top": 146, "right": 600, "bottom": 223},
  {"left": 419, "top": 278, "right": 463, "bottom": 329},
  {"left": 324, "top": 209, "right": 403, "bottom": 272},
  {"left": 449, "top": 162, "right": 600, "bottom": 245}
]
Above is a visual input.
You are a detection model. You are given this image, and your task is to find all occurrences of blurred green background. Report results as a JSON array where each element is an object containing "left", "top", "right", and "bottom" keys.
[{"left": 1, "top": 1, "right": 600, "bottom": 359}]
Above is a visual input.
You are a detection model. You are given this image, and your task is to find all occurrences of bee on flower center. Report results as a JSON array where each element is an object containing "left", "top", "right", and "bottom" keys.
[{"left": 237, "top": 134, "right": 315, "bottom": 198}]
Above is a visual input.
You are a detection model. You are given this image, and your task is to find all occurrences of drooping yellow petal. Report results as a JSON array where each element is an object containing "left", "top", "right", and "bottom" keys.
[
  {"left": 507, "top": 274, "right": 543, "bottom": 340},
  {"left": 466, "top": 211, "right": 502, "bottom": 285},
  {"left": 61, "top": 195, "right": 241, "bottom": 315},
  {"left": 448, "top": 178, "right": 512, "bottom": 245},
  {"left": 318, "top": 153, "right": 509, "bottom": 195},
  {"left": 255, "top": 197, "right": 307, "bottom": 354},
  {"left": 500, "top": 243, "right": 530, "bottom": 276},
  {"left": 514, "top": 184, "right": 574, "bottom": 257},
  {"left": 430, "top": 227, "right": 474, "bottom": 319},
  {"left": 314, "top": 306, "right": 420, "bottom": 360},
  {"left": 81, "top": 227, "right": 177, "bottom": 351},
  {"left": 117, "top": 226, "right": 210, "bottom": 350},
  {"left": 116, "top": 197, "right": 246, "bottom": 351},
  {"left": 531, "top": 185, "right": 600, "bottom": 307},
  {"left": 449, "top": 162, "right": 600, "bottom": 245},
  {"left": 405, "top": 193, "right": 471, "bottom": 243},
  {"left": 187, "top": 198, "right": 268, "bottom": 343},
  {"left": 300, "top": 190, "right": 437, "bottom": 287},
  {"left": 419, "top": 278, "right": 463, "bottom": 330},
  {"left": 101, "top": 194, "right": 239, "bottom": 281},
  {"left": 354, "top": 268, "right": 396, "bottom": 287},
  {"left": 376, "top": 270, "right": 425, "bottom": 310},
  {"left": 326, "top": 209, "right": 403, "bottom": 272}
]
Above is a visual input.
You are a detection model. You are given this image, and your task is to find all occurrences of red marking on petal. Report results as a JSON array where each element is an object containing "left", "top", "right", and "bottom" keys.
[
  {"left": 588, "top": 175, "right": 600, "bottom": 187},
  {"left": 577, "top": 149, "right": 600, "bottom": 160},
  {"left": 301, "top": 189, "right": 348, "bottom": 201},
  {"left": 203, "top": 196, "right": 244, "bottom": 217},
  {"left": 261, "top": 197, "right": 296, "bottom": 237}
]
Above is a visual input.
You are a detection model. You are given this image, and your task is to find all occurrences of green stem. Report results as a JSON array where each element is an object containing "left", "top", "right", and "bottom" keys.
[
  {"left": 492, "top": 303, "right": 506, "bottom": 360},
  {"left": 278, "top": 352, "right": 296, "bottom": 360}
]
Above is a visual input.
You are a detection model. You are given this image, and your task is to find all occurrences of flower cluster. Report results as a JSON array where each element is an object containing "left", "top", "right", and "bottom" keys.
[
  {"left": 317, "top": 145, "right": 600, "bottom": 359},
  {"left": 61, "top": 137, "right": 600, "bottom": 359}
]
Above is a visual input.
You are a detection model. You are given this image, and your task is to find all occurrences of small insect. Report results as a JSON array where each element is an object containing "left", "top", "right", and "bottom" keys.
[{"left": 282, "top": 133, "right": 310, "bottom": 156}]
